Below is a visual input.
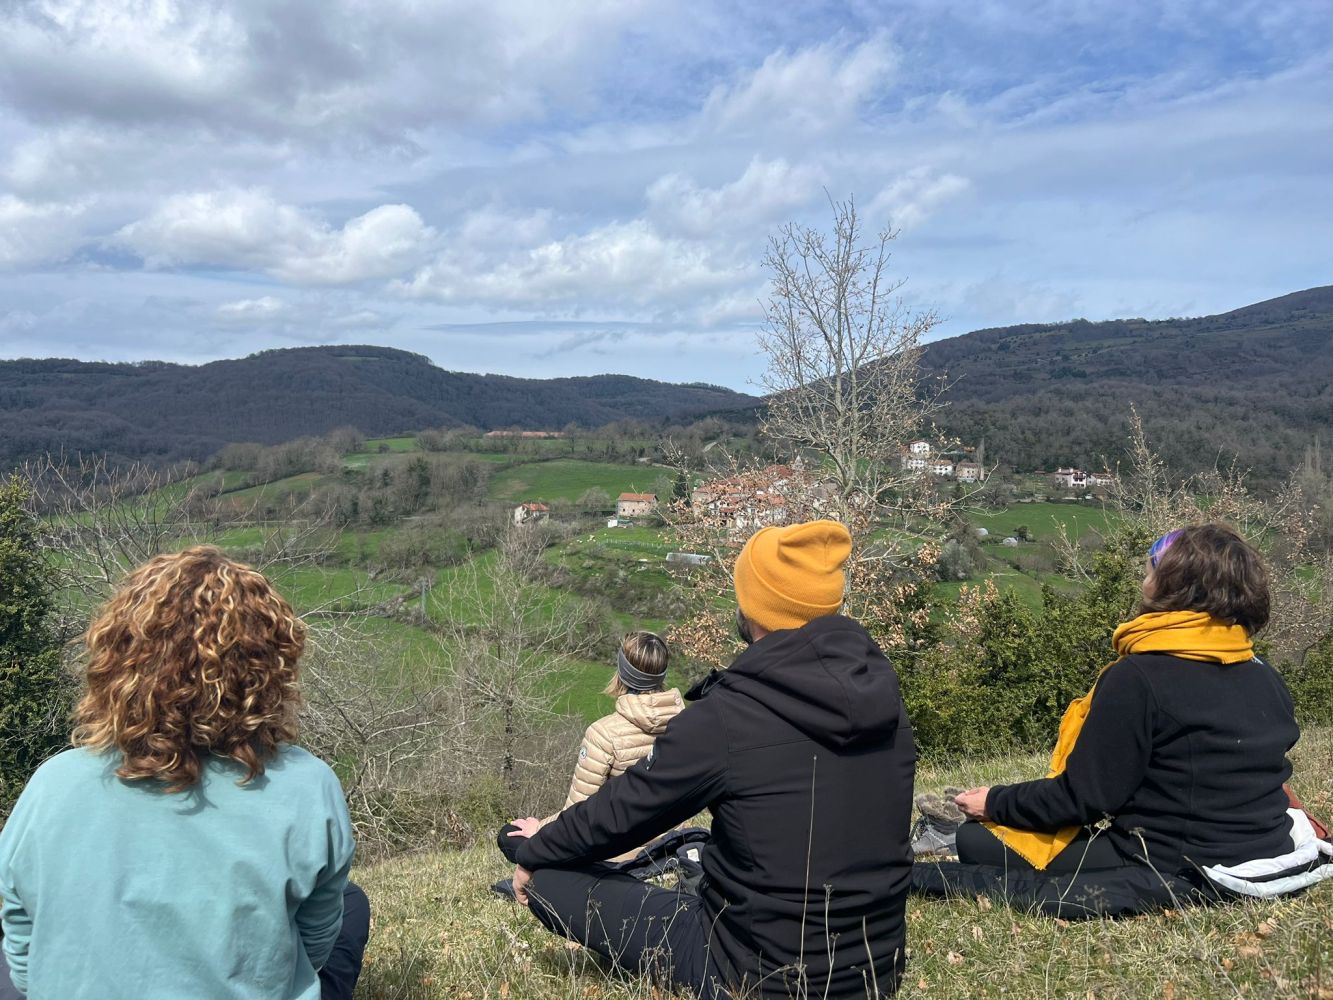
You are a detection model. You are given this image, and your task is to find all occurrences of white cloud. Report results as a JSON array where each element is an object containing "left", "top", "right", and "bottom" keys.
[
  {"left": 398, "top": 213, "right": 748, "bottom": 314},
  {"left": 646, "top": 157, "right": 825, "bottom": 239},
  {"left": 699, "top": 34, "right": 897, "bottom": 135},
  {"left": 0, "top": 195, "right": 87, "bottom": 268},
  {"left": 868, "top": 167, "right": 972, "bottom": 231},
  {"left": 115, "top": 190, "right": 435, "bottom": 284},
  {"left": 0, "top": 0, "right": 647, "bottom": 139},
  {"left": 216, "top": 295, "right": 288, "bottom": 323}
]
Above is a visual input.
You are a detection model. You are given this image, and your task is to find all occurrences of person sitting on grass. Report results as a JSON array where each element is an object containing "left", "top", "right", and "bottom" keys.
[
  {"left": 496, "top": 631, "right": 684, "bottom": 876},
  {"left": 0, "top": 546, "right": 369, "bottom": 1000},
  {"left": 503, "top": 520, "right": 917, "bottom": 999},
  {"left": 939, "top": 524, "right": 1328, "bottom": 909},
  {"left": 560, "top": 630, "right": 683, "bottom": 829}
]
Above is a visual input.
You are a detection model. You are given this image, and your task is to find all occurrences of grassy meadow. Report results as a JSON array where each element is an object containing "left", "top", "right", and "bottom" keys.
[{"left": 351, "top": 726, "right": 1333, "bottom": 1000}]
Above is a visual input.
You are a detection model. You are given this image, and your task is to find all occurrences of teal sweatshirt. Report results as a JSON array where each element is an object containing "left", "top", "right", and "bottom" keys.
[{"left": 0, "top": 745, "right": 354, "bottom": 999}]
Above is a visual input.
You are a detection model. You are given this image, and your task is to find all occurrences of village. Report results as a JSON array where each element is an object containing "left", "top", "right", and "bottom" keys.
[{"left": 510, "top": 436, "right": 1119, "bottom": 535}]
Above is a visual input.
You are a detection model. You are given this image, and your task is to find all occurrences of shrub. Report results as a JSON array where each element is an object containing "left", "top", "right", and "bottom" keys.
[{"left": 0, "top": 476, "right": 74, "bottom": 816}]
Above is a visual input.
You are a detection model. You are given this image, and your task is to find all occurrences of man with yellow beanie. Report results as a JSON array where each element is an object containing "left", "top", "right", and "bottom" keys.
[{"left": 508, "top": 520, "right": 917, "bottom": 999}]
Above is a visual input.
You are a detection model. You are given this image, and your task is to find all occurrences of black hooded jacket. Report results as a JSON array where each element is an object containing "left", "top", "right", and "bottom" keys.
[{"left": 516, "top": 615, "right": 917, "bottom": 998}]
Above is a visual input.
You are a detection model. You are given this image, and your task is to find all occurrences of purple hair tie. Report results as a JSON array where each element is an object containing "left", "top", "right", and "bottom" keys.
[{"left": 1149, "top": 529, "right": 1183, "bottom": 568}]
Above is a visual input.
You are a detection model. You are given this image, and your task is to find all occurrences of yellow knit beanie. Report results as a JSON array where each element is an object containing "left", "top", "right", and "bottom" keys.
[{"left": 733, "top": 520, "right": 852, "bottom": 633}]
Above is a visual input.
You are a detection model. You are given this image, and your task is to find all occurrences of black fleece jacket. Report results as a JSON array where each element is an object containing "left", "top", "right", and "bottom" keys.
[
  {"left": 516, "top": 615, "right": 917, "bottom": 999},
  {"left": 987, "top": 653, "right": 1300, "bottom": 872}
]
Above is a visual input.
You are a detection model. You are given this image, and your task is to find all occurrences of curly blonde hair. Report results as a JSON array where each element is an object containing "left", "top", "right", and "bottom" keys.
[{"left": 73, "top": 545, "right": 305, "bottom": 791}]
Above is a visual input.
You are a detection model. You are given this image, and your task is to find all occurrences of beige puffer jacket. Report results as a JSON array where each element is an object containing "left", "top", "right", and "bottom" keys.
[
  {"left": 563, "top": 688, "right": 685, "bottom": 808},
  {"left": 540, "top": 689, "right": 685, "bottom": 861}
]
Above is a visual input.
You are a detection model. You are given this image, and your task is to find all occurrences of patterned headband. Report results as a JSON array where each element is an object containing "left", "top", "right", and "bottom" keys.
[
  {"left": 617, "top": 648, "right": 664, "bottom": 693},
  {"left": 1149, "top": 529, "right": 1184, "bottom": 569}
]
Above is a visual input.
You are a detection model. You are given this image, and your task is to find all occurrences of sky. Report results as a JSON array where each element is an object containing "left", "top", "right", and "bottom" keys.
[{"left": 0, "top": 0, "right": 1330, "bottom": 391}]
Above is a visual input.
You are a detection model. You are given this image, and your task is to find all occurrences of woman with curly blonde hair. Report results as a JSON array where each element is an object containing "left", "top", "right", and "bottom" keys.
[{"left": 0, "top": 547, "right": 368, "bottom": 1000}]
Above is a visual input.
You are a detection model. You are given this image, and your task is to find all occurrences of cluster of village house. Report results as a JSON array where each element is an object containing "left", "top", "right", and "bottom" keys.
[
  {"left": 898, "top": 440, "right": 985, "bottom": 481},
  {"left": 511, "top": 443, "right": 1116, "bottom": 527}
]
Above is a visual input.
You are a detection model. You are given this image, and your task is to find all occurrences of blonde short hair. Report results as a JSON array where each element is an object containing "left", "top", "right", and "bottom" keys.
[{"left": 604, "top": 630, "right": 669, "bottom": 697}]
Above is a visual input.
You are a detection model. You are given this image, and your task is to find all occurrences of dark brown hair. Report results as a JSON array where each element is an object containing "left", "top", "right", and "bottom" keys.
[
  {"left": 73, "top": 546, "right": 305, "bottom": 791},
  {"left": 1139, "top": 523, "right": 1270, "bottom": 634}
]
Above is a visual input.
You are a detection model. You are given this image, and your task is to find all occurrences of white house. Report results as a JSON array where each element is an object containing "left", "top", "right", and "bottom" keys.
[
  {"left": 909, "top": 440, "right": 932, "bottom": 456},
  {"left": 1053, "top": 468, "right": 1088, "bottom": 490},
  {"left": 1089, "top": 471, "right": 1117, "bottom": 488},
  {"left": 929, "top": 458, "right": 955, "bottom": 477},
  {"left": 900, "top": 450, "right": 929, "bottom": 472},
  {"left": 616, "top": 493, "right": 657, "bottom": 519},
  {"left": 512, "top": 502, "right": 549, "bottom": 525}
]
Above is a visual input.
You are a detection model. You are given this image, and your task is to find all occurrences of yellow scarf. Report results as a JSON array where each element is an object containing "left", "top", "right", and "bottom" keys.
[{"left": 982, "top": 610, "right": 1254, "bottom": 870}]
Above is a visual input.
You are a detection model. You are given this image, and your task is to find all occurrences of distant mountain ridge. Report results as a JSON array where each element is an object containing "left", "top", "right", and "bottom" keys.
[
  {"left": 921, "top": 285, "right": 1333, "bottom": 483},
  {"left": 0, "top": 345, "right": 757, "bottom": 470},
  {"left": 4, "top": 287, "right": 1330, "bottom": 480}
]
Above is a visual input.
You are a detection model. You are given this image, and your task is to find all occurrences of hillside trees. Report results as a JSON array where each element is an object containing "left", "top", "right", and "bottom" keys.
[{"left": 0, "top": 475, "right": 73, "bottom": 815}]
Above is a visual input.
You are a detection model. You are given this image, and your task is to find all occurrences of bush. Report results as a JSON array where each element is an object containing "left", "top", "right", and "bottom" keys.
[
  {"left": 0, "top": 476, "right": 74, "bottom": 816},
  {"left": 1281, "top": 631, "right": 1333, "bottom": 726},
  {"left": 902, "top": 533, "right": 1144, "bottom": 757}
]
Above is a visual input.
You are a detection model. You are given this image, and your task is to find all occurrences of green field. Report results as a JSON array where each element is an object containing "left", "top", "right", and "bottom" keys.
[
  {"left": 969, "top": 500, "right": 1117, "bottom": 543},
  {"left": 487, "top": 460, "right": 663, "bottom": 503}
]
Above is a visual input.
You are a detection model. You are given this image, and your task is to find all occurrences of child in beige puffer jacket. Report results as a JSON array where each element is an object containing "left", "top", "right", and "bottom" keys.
[{"left": 563, "top": 630, "right": 682, "bottom": 809}]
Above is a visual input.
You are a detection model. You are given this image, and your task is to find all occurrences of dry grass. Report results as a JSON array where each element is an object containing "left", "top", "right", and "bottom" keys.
[{"left": 353, "top": 728, "right": 1333, "bottom": 999}]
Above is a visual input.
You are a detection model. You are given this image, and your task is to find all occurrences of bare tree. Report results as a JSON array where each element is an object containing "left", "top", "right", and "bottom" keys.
[
  {"left": 662, "top": 199, "right": 956, "bottom": 667},
  {"left": 437, "top": 524, "right": 597, "bottom": 799},
  {"left": 759, "top": 196, "right": 944, "bottom": 529},
  {"left": 23, "top": 454, "right": 340, "bottom": 626}
]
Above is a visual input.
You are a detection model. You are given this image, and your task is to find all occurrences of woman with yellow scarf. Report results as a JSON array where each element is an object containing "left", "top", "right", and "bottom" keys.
[{"left": 951, "top": 524, "right": 1301, "bottom": 879}]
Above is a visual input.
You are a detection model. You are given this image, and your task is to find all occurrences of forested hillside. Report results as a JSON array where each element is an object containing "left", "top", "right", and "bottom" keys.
[
  {"left": 923, "top": 286, "right": 1333, "bottom": 483},
  {"left": 0, "top": 345, "right": 756, "bottom": 470}
]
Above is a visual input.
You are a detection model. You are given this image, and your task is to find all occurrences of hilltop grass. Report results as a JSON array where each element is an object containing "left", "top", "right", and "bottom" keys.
[{"left": 352, "top": 728, "right": 1333, "bottom": 1000}]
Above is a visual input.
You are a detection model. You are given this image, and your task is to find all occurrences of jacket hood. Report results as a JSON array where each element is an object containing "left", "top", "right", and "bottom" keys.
[
  {"left": 688, "top": 616, "right": 902, "bottom": 750},
  {"left": 614, "top": 688, "right": 684, "bottom": 735}
]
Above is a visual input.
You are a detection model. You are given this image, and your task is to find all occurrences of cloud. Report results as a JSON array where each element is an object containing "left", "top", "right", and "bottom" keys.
[
  {"left": 0, "top": 195, "right": 87, "bottom": 268},
  {"left": 212, "top": 293, "right": 393, "bottom": 341},
  {"left": 115, "top": 190, "right": 435, "bottom": 284},
  {"left": 699, "top": 34, "right": 897, "bottom": 135},
  {"left": 215, "top": 295, "right": 288, "bottom": 323},
  {"left": 397, "top": 212, "right": 748, "bottom": 314},
  {"left": 868, "top": 167, "right": 972, "bottom": 231},
  {"left": 0, "top": 0, "right": 647, "bottom": 141},
  {"left": 646, "top": 157, "right": 825, "bottom": 239}
]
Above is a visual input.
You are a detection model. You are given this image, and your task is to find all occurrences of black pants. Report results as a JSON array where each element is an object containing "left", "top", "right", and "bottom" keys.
[
  {"left": 500, "top": 824, "right": 731, "bottom": 1000},
  {"left": 0, "top": 882, "right": 369, "bottom": 1000},
  {"left": 319, "top": 882, "right": 372, "bottom": 1000},
  {"left": 956, "top": 820, "right": 1127, "bottom": 874},
  {"left": 527, "top": 865, "right": 732, "bottom": 1000}
]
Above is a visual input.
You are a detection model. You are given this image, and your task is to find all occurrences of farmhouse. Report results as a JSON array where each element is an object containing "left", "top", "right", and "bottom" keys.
[
  {"left": 956, "top": 461, "right": 982, "bottom": 482},
  {"left": 512, "top": 501, "right": 549, "bottom": 525},
  {"left": 616, "top": 493, "right": 657, "bottom": 519},
  {"left": 909, "top": 439, "right": 932, "bottom": 456},
  {"left": 929, "top": 457, "right": 955, "bottom": 477},
  {"left": 1053, "top": 468, "right": 1117, "bottom": 490}
]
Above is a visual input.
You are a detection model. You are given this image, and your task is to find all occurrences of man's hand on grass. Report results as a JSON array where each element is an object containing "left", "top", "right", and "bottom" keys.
[{"left": 512, "top": 865, "right": 533, "bottom": 906}]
